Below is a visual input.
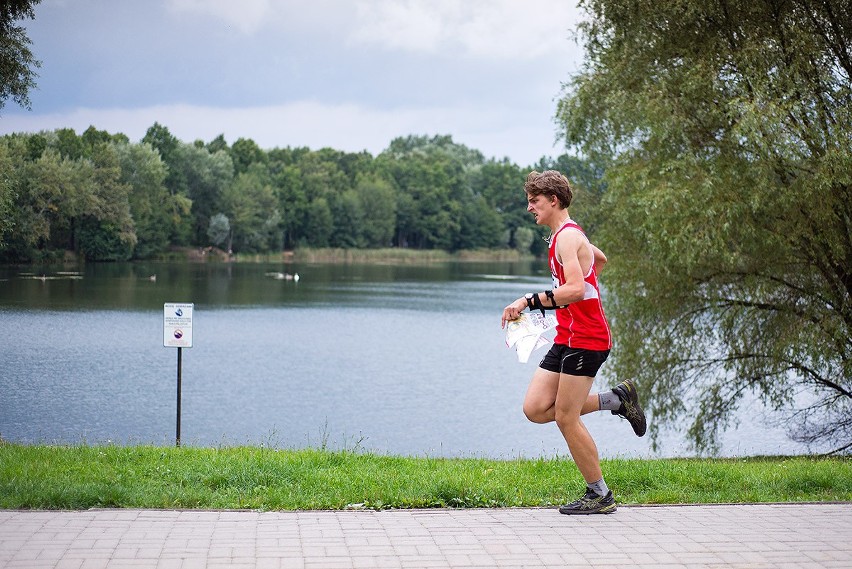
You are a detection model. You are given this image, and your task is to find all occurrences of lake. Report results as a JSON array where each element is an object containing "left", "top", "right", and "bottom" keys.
[{"left": 0, "top": 260, "right": 817, "bottom": 458}]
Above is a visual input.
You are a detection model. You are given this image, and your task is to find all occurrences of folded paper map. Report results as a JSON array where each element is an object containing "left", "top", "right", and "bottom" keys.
[{"left": 505, "top": 312, "right": 558, "bottom": 363}]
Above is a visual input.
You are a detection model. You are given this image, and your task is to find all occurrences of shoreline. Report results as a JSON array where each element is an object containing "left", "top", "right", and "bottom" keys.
[{"left": 1, "top": 247, "right": 536, "bottom": 267}]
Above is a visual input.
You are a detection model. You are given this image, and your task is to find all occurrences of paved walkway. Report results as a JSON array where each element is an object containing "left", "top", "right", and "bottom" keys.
[{"left": 1, "top": 504, "right": 850, "bottom": 568}]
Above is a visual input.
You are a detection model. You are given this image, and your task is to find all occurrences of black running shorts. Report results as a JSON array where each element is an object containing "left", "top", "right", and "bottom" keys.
[{"left": 539, "top": 344, "right": 610, "bottom": 377}]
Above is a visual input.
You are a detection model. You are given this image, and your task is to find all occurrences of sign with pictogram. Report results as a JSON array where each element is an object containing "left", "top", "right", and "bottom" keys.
[{"left": 163, "top": 303, "right": 193, "bottom": 348}]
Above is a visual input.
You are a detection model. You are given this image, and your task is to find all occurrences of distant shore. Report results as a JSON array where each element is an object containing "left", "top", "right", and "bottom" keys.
[
  {"left": 0, "top": 247, "right": 535, "bottom": 266},
  {"left": 172, "top": 247, "right": 533, "bottom": 264}
]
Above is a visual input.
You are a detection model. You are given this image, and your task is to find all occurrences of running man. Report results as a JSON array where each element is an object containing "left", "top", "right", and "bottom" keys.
[{"left": 501, "top": 170, "right": 646, "bottom": 515}]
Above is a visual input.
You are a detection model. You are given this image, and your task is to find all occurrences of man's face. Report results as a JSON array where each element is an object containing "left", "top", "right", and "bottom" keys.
[{"left": 526, "top": 193, "right": 555, "bottom": 225}]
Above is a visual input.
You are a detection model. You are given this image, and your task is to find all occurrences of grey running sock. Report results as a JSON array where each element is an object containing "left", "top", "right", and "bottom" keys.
[
  {"left": 587, "top": 478, "right": 610, "bottom": 497},
  {"left": 598, "top": 390, "right": 621, "bottom": 411}
]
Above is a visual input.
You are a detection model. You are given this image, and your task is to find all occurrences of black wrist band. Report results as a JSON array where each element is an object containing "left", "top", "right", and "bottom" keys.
[
  {"left": 544, "top": 289, "right": 559, "bottom": 308},
  {"left": 527, "top": 291, "right": 567, "bottom": 315}
]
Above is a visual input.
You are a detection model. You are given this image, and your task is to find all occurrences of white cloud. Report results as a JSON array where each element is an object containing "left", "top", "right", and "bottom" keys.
[
  {"left": 0, "top": 101, "right": 563, "bottom": 165},
  {"left": 350, "top": 1, "right": 447, "bottom": 53},
  {"left": 11, "top": 1, "right": 584, "bottom": 165},
  {"left": 350, "top": 0, "right": 583, "bottom": 60},
  {"left": 165, "top": 0, "right": 274, "bottom": 34},
  {"left": 160, "top": 0, "right": 585, "bottom": 62},
  {"left": 162, "top": 0, "right": 361, "bottom": 38}
]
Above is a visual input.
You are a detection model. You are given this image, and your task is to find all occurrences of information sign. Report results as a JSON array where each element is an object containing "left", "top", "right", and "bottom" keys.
[{"left": 163, "top": 303, "right": 194, "bottom": 348}]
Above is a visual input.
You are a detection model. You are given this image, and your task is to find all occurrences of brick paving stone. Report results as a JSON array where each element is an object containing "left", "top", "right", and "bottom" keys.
[{"left": 1, "top": 504, "right": 851, "bottom": 568}]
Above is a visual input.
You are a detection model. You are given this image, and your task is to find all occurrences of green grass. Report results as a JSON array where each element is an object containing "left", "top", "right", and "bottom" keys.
[{"left": 0, "top": 443, "right": 849, "bottom": 510}]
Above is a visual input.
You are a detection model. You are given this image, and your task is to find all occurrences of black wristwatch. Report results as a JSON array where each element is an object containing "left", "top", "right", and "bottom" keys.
[{"left": 525, "top": 293, "right": 535, "bottom": 310}]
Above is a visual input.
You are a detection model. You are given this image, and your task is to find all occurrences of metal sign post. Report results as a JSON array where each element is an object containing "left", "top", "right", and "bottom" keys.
[{"left": 164, "top": 303, "right": 193, "bottom": 447}]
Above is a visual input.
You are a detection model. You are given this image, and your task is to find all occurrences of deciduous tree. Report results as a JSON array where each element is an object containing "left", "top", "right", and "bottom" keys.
[
  {"left": 558, "top": 0, "right": 852, "bottom": 453},
  {"left": 115, "top": 141, "right": 171, "bottom": 259},
  {"left": 0, "top": 0, "right": 41, "bottom": 113}
]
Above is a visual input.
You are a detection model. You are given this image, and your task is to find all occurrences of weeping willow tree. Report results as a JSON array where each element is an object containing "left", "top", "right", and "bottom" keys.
[{"left": 558, "top": 0, "right": 851, "bottom": 453}]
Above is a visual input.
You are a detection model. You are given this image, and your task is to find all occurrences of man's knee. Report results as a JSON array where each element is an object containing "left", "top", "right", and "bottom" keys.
[
  {"left": 523, "top": 402, "right": 550, "bottom": 424},
  {"left": 554, "top": 408, "right": 581, "bottom": 431}
]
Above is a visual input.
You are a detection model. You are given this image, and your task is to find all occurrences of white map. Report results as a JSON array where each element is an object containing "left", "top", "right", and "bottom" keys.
[{"left": 505, "top": 312, "right": 557, "bottom": 363}]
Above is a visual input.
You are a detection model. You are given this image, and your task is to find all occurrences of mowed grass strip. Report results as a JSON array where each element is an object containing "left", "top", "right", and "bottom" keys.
[{"left": 1, "top": 443, "right": 849, "bottom": 510}]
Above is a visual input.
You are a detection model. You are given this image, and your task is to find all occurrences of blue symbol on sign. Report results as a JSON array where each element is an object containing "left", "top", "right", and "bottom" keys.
[{"left": 175, "top": 308, "right": 183, "bottom": 317}]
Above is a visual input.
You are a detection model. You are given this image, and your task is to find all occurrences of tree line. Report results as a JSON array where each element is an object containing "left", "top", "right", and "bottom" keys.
[{"left": 0, "top": 125, "right": 604, "bottom": 262}]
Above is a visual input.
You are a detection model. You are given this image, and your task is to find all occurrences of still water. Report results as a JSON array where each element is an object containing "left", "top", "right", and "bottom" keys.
[{"left": 0, "top": 261, "right": 812, "bottom": 458}]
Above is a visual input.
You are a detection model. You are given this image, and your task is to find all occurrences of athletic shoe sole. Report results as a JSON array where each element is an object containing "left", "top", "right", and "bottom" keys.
[{"left": 558, "top": 491, "right": 617, "bottom": 515}]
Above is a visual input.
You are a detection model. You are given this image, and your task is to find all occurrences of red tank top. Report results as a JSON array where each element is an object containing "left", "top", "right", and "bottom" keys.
[{"left": 548, "top": 222, "right": 612, "bottom": 350}]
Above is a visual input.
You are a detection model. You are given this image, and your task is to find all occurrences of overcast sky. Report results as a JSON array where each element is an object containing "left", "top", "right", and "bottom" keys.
[{"left": 1, "top": 0, "right": 588, "bottom": 166}]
